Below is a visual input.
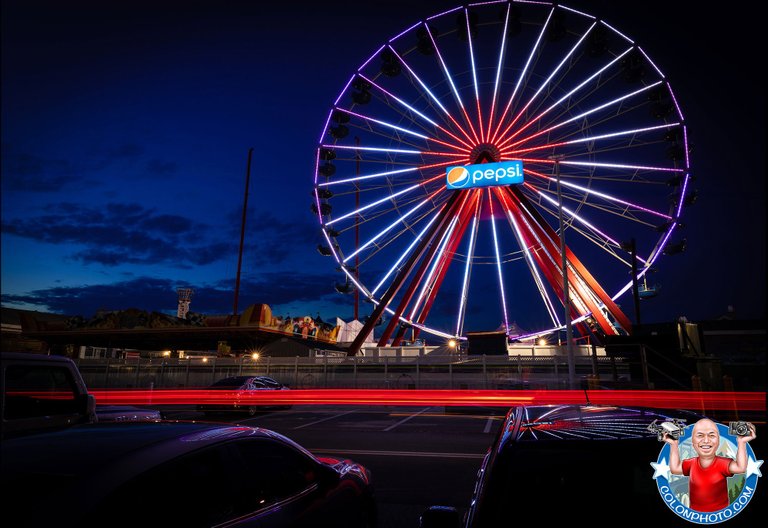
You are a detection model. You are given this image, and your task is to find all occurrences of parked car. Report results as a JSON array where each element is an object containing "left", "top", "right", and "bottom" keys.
[
  {"left": 1, "top": 421, "right": 376, "bottom": 528},
  {"left": 420, "top": 404, "right": 748, "bottom": 527},
  {"left": 197, "top": 375, "right": 292, "bottom": 416},
  {"left": 0, "top": 352, "right": 96, "bottom": 439},
  {"left": 95, "top": 405, "right": 162, "bottom": 422}
]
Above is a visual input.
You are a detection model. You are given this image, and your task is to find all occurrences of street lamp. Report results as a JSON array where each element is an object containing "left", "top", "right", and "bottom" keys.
[{"left": 550, "top": 154, "right": 575, "bottom": 389}]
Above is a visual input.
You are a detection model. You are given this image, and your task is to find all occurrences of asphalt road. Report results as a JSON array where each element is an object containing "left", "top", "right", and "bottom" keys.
[{"left": 164, "top": 405, "right": 506, "bottom": 528}]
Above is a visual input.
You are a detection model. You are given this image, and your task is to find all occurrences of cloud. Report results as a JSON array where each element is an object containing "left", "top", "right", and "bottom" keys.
[
  {"left": 1, "top": 202, "right": 233, "bottom": 267},
  {"left": 1, "top": 143, "right": 83, "bottom": 192},
  {"left": 2, "top": 271, "right": 345, "bottom": 318}
]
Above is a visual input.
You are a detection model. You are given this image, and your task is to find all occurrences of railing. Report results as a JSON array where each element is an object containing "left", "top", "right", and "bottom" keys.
[{"left": 76, "top": 353, "right": 633, "bottom": 390}]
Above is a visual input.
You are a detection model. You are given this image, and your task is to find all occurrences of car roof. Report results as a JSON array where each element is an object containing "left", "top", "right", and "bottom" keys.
[
  {"left": 1, "top": 421, "right": 294, "bottom": 478},
  {"left": 501, "top": 404, "right": 702, "bottom": 444},
  {"left": 210, "top": 375, "right": 258, "bottom": 386}
]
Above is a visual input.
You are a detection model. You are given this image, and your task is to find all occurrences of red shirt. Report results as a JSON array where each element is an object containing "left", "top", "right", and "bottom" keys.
[{"left": 682, "top": 456, "right": 733, "bottom": 512}]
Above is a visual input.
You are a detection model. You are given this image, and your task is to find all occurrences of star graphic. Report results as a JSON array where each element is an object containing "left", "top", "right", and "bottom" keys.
[
  {"left": 651, "top": 458, "right": 671, "bottom": 480},
  {"left": 746, "top": 456, "right": 763, "bottom": 479}
]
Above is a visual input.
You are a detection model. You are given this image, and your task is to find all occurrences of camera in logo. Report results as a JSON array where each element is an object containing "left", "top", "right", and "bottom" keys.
[{"left": 447, "top": 166, "right": 470, "bottom": 188}]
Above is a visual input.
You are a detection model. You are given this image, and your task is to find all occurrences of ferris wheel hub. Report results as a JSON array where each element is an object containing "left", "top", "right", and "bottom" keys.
[{"left": 470, "top": 143, "right": 501, "bottom": 164}]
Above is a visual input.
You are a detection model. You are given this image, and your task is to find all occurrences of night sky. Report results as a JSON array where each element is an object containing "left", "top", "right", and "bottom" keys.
[{"left": 2, "top": 0, "right": 765, "bottom": 339}]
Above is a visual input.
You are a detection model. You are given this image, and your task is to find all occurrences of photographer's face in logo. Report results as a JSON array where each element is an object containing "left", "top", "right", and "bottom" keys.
[{"left": 650, "top": 420, "right": 762, "bottom": 524}]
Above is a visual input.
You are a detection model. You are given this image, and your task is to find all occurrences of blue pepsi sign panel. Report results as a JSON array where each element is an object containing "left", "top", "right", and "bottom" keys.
[{"left": 446, "top": 160, "right": 524, "bottom": 190}]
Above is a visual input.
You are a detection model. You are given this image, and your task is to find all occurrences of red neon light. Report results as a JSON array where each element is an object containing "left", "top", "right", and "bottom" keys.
[{"left": 86, "top": 389, "right": 766, "bottom": 412}]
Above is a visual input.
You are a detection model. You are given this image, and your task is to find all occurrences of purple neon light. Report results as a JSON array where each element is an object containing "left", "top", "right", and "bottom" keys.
[
  {"left": 514, "top": 0, "right": 553, "bottom": 5},
  {"left": 334, "top": 74, "right": 356, "bottom": 107},
  {"left": 559, "top": 5, "right": 595, "bottom": 18},
  {"left": 317, "top": 167, "right": 418, "bottom": 187},
  {"left": 426, "top": 6, "right": 462, "bottom": 20},
  {"left": 358, "top": 44, "right": 386, "bottom": 72},
  {"left": 390, "top": 21, "right": 422, "bottom": 43},
  {"left": 468, "top": 0, "right": 506, "bottom": 6},
  {"left": 638, "top": 46, "right": 664, "bottom": 78},
  {"left": 488, "top": 190, "right": 510, "bottom": 332},
  {"left": 318, "top": 108, "right": 335, "bottom": 144},
  {"left": 667, "top": 82, "right": 686, "bottom": 122},
  {"left": 322, "top": 230, "right": 341, "bottom": 262}
]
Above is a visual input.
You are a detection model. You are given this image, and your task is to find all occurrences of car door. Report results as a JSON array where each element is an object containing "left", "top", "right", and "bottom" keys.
[{"left": 224, "top": 438, "right": 357, "bottom": 528}]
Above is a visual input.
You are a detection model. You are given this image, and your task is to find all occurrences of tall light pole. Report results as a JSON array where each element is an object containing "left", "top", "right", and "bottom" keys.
[
  {"left": 551, "top": 154, "right": 575, "bottom": 388},
  {"left": 233, "top": 147, "right": 253, "bottom": 316}
]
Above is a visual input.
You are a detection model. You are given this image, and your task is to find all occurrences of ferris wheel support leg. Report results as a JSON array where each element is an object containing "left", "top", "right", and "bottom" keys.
[
  {"left": 377, "top": 192, "right": 471, "bottom": 347},
  {"left": 347, "top": 192, "right": 463, "bottom": 356},
  {"left": 509, "top": 188, "right": 633, "bottom": 335},
  {"left": 392, "top": 192, "right": 480, "bottom": 347}
]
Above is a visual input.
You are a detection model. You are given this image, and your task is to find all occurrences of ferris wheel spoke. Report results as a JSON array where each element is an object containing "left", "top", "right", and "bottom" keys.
[
  {"left": 496, "top": 21, "right": 598, "bottom": 145},
  {"left": 461, "top": 8, "right": 485, "bottom": 141},
  {"left": 497, "top": 47, "right": 634, "bottom": 147},
  {"left": 523, "top": 168, "right": 673, "bottom": 221},
  {"left": 495, "top": 188, "right": 561, "bottom": 328},
  {"left": 387, "top": 45, "right": 478, "bottom": 146},
  {"left": 455, "top": 190, "right": 482, "bottom": 336},
  {"left": 485, "top": 3, "right": 512, "bottom": 143},
  {"left": 488, "top": 189, "right": 510, "bottom": 333},
  {"left": 319, "top": 158, "right": 455, "bottom": 188},
  {"left": 424, "top": 24, "right": 481, "bottom": 144},
  {"left": 490, "top": 6, "right": 555, "bottom": 145},
  {"left": 499, "top": 80, "right": 664, "bottom": 151},
  {"left": 342, "top": 187, "right": 445, "bottom": 264}
]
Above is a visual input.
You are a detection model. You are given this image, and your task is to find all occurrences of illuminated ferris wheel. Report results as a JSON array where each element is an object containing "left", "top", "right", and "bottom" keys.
[{"left": 312, "top": 1, "right": 693, "bottom": 350}]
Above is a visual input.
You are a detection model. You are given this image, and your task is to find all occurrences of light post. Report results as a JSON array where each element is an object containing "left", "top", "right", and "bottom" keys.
[{"left": 551, "top": 154, "right": 575, "bottom": 388}]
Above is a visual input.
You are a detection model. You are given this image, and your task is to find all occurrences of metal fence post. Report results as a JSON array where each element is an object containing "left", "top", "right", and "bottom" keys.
[
  {"left": 448, "top": 361, "right": 453, "bottom": 389},
  {"left": 324, "top": 354, "right": 328, "bottom": 388},
  {"left": 416, "top": 355, "right": 420, "bottom": 389},
  {"left": 210, "top": 358, "right": 217, "bottom": 385},
  {"left": 159, "top": 360, "right": 166, "bottom": 388},
  {"left": 238, "top": 355, "right": 243, "bottom": 376},
  {"left": 294, "top": 356, "right": 299, "bottom": 387},
  {"left": 353, "top": 356, "right": 358, "bottom": 388},
  {"left": 135, "top": 358, "right": 141, "bottom": 388},
  {"left": 591, "top": 343, "right": 598, "bottom": 376},
  {"left": 266, "top": 356, "right": 271, "bottom": 376},
  {"left": 185, "top": 357, "right": 191, "bottom": 387},
  {"left": 482, "top": 355, "right": 487, "bottom": 389},
  {"left": 384, "top": 356, "right": 388, "bottom": 387},
  {"left": 104, "top": 358, "right": 111, "bottom": 388}
]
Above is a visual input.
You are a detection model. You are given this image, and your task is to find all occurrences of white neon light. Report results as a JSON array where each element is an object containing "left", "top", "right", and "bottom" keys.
[
  {"left": 334, "top": 74, "right": 356, "bottom": 107},
  {"left": 390, "top": 21, "right": 421, "bottom": 43},
  {"left": 358, "top": 44, "right": 386, "bottom": 72},
  {"left": 600, "top": 20, "right": 633, "bottom": 44},
  {"left": 505, "top": 81, "right": 664, "bottom": 149},
  {"left": 559, "top": 5, "right": 595, "bottom": 18},
  {"left": 387, "top": 46, "right": 451, "bottom": 116},
  {"left": 558, "top": 159, "right": 684, "bottom": 173},
  {"left": 343, "top": 196, "right": 434, "bottom": 263},
  {"left": 359, "top": 74, "right": 440, "bottom": 127},
  {"left": 465, "top": 8, "right": 480, "bottom": 103},
  {"left": 326, "top": 181, "right": 425, "bottom": 226},
  {"left": 372, "top": 210, "right": 442, "bottom": 295},
  {"left": 456, "top": 208, "right": 479, "bottom": 336},
  {"left": 410, "top": 216, "right": 459, "bottom": 319},
  {"left": 638, "top": 46, "right": 664, "bottom": 78},
  {"left": 339, "top": 108, "right": 431, "bottom": 140},
  {"left": 322, "top": 144, "right": 422, "bottom": 155},
  {"left": 427, "top": 6, "right": 463, "bottom": 20},
  {"left": 489, "top": 191, "right": 510, "bottom": 332},
  {"left": 317, "top": 166, "right": 418, "bottom": 187}
]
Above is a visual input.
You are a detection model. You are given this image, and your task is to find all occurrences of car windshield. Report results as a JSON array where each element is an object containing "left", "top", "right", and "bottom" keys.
[{"left": 475, "top": 438, "right": 658, "bottom": 525}]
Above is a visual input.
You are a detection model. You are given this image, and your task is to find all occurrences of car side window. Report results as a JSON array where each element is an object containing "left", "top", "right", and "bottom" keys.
[
  {"left": 84, "top": 446, "right": 236, "bottom": 527},
  {"left": 230, "top": 439, "right": 318, "bottom": 516},
  {"left": 3, "top": 365, "right": 79, "bottom": 419}
]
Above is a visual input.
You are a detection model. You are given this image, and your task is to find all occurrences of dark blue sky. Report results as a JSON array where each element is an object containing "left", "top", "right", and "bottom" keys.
[{"left": 2, "top": 0, "right": 765, "bottom": 338}]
